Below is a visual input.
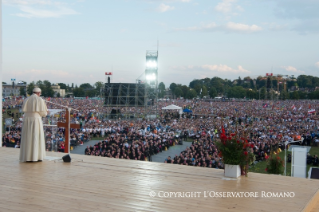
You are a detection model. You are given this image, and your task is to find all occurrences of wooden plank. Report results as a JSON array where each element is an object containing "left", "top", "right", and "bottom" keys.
[{"left": 0, "top": 148, "right": 318, "bottom": 212}]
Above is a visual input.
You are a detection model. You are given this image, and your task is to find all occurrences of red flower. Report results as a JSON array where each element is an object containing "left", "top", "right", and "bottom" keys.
[
  {"left": 244, "top": 151, "right": 248, "bottom": 156},
  {"left": 237, "top": 140, "right": 240, "bottom": 144},
  {"left": 245, "top": 140, "right": 248, "bottom": 144},
  {"left": 265, "top": 168, "right": 268, "bottom": 172},
  {"left": 277, "top": 156, "right": 280, "bottom": 160},
  {"left": 250, "top": 144, "right": 254, "bottom": 148},
  {"left": 227, "top": 136, "right": 232, "bottom": 140},
  {"left": 222, "top": 141, "right": 226, "bottom": 145},
  {"left": 265, "top": 155, "right": 269, "bottom": 159}
]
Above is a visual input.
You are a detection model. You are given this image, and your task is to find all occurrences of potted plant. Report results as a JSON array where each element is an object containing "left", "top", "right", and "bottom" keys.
[
  {"left": 265, "top": 155, "right": 284, "bottom": 175},
  {"left": 216, "top": 127, "right": 255, "bottom": 178}
]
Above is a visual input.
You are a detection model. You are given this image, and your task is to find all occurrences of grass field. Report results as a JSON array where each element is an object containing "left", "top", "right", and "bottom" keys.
[
  {"left": 249, "top": 145, "right": 319, "bottom": 177},
  {"left": 2, "top": 108, "right": 20, "bottom": 133}
]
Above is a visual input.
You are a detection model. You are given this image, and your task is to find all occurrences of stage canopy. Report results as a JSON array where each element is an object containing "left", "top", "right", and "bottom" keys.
[{"left": 162, "top": 104, "right": 183, "bottom": 114}]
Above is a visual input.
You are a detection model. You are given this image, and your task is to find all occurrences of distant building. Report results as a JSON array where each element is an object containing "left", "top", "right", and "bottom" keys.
[
  {"left": 51, "top": 84, "right": 65, "bottom": 97},
  {"left": 2, "top": 83, "right": 27, "bottom": 97}
]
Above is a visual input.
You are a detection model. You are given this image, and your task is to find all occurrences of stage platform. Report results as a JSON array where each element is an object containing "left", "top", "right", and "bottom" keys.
[{"left": 0, "top": 148, "right": 319, "bottom": 212}]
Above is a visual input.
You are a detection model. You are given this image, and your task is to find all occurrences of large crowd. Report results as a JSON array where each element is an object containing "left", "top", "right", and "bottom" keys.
[{"left": 2, "top": 97, "right": 319, "bottom": 168}]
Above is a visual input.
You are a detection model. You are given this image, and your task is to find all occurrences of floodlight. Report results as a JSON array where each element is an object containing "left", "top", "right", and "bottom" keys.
[
  {"left": 146, "top": 73, "right": 156, "bottom": 81},
  {"left": 146, "top": 61, "right": 157, "bottom": 68}
]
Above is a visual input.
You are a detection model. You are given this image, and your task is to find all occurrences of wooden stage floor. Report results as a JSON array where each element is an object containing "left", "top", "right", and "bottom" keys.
[{"left": 0, "top": 148, "right": 319, "bottom": 212}]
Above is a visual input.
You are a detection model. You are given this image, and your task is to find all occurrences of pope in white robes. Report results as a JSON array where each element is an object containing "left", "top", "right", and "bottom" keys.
[{"left": 19, "top": 87, "right": 48, "bottom": 162}]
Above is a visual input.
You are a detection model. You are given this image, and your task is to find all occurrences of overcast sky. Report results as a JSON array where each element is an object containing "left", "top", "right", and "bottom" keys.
[{"left": 2, "top": 0, "right": 319, "bottom": 87}]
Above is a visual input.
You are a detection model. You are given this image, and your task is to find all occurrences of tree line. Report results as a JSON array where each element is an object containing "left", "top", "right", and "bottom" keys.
[
  {"left": 15, "top": 74, "right": 319, "bottom": 100},
  {"left": 163, "top": 75, "right": 319, "bottom": 100}
]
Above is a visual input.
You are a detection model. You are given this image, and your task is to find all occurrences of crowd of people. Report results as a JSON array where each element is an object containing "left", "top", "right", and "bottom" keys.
[{"left": 2, "top": 97, "right": 319, "bottom": 168}]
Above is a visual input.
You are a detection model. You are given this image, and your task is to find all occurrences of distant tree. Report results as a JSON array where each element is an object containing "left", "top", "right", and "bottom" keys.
[
  {"left": 80, "top": 83, "right": 93, "bottom": 89},
  {"left": 201, "top": 86, "right": 208, "bottom": 97},
  {"left": 2, "top": 82, "right": 7, "bottom": 84},
  {"left": 259, "top": 87, "right": 267, "bottom": 100},
  {"left": 181, "top": 85, "right": 189, "bottom": 98},
  {"left": 228, "top": 86, "right": 246, "bottom": 98},
  {"left": 174, "top": 87, "right": 182, "bottom": 98},
  {"left": 237, "top": 77, "right": 242, "bottom": 86},
  {"left": 187, "top": 89, "right": 197, "bottom": 99},
  {"left": 209, "top": 87, "right": 217, "bottom": 98},
  {"left": 85, "top": 89, "right": 97, "bottom": 97},
  {"left": 58, "top": 83, "right": 67, "bottom": 90},
  {"left": 94, "top": 81, "right": 104, "bottom": 91},
  {"left": 158, "top": 82, "right": 165, "bottom": 98},
  {"left": 56, "top": 93, "right": 61, "bottom": 97},
  {"left": 73, "top": 87, "right": 85, "bottom": 97},
  {"left": 169, "top": 83, "right": 177, "bottom": 93},
  {"left": 27, "top": 82, "right": 35, "bottom": 95},
  {"left": 19, "top": 87, "right": 26, "bottom": 96},
  {"left": 290, "top": 91, "right": 300, "bottom": 100}
]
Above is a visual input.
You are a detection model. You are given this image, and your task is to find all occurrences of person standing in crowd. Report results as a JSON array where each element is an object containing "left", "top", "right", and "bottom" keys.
[{"left": 19, "top": 88, "right": 49, "bottom": 162}]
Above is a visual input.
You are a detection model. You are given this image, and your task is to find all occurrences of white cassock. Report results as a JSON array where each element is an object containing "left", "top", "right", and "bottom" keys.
[{"left": 19, "top": 94, "right": 48, "bottom": 162}]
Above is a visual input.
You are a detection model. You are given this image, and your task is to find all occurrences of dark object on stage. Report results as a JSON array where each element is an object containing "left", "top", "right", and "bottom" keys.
[
  {"left": 104, "top": 83, "right": 146, "bottom": 106},
  {"left": 62, "top": 154, "right": 71, "bottom": 163},
  {"left": 310, "top": 168, "right": 319, "bottom": 179}
]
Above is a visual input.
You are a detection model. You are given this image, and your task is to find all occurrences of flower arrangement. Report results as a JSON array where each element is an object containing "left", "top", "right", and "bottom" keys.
[
  {"left": 265, "top": 155, "right": 284, "bottom": 174},
  {"left": 216, "top": 127, "right": 255, "bottom": 177}
]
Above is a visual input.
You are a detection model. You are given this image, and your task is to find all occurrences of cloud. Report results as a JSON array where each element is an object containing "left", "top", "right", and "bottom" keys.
[
  {"left": 172, "top": 64, "right": 251, "bottom": 74},
  {"left": 316, "top": 62, "right": 319, "bottom": 68},
  {"left": 281, "top": 66, "right": 305, "bottom": 74},
  {"left": 174, "top": 22, "right": 262, "bottom": 33},
  {"left": 157, "top": 3, "right": 174, "bottom": 12},
  {"left": 15, "top": 6, "right": 78, "bottom": 18},
  {"left": 12, "top": 69, "right": 100, "bottom": 84},
  {"left": 214, "top": 0, "right": 243, "bottom": 15},
  {"left": 270, "top": 0, "right": 319, "bottom": 33},
  {"left": 4, "top": 0, "right": 79, "bottom": 18}
]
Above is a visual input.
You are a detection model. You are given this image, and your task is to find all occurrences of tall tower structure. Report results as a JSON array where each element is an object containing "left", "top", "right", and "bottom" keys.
[{"left": 145, "top": 50, "right": 158, "bottom": 118}]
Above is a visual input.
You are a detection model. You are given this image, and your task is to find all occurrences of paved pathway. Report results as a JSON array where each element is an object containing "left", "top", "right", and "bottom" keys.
[
  {"left": 71, "top": 139, "right": 101, "bottom": 154},
  {"left": 70, "top": 140, "right": 191, "bottom": 164},
  {"left": 151, "top": 142, "right": 191, "bottom": 163}
]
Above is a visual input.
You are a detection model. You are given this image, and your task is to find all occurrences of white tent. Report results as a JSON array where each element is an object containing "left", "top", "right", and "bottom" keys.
[{"left": 162, "top": 104, "right": 183, "bottom": 115}]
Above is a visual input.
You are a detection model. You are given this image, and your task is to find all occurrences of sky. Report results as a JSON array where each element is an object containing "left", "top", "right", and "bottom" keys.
[{"left": 2, "top": 0, "right": 319, "bottom": 87}]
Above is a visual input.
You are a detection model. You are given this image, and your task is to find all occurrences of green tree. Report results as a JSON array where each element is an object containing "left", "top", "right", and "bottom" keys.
[
  {"left": 80, "top": 83, "right": 93, "bottom": 89},
  {"left": 94, "top": 81, "right": 104, "bottom": 92},
  {"left": 209, "top": 87, "right": 217, "bottom": 98},
  {"left": 169, "top": 83, "right": 177, "bottom": 93},
  {"left": 85, "top": 89, "right": 97, "bottom": 97},
  {"left": 187, "top": 89, "right": 197, "bottom": 99},
  {"left": 174, "top": 87, "right": 183, "bottom": 98},
  {"left": 158, "top": 82, "right": 165, "bottom": 98},
  {"left": 201, "top": 85, "right": 208, "bottom": 97},
  {"left": 58, "top": 83, "right": 67, "bottom": 90},
  {"left": 181, "top": 85, "right": 189, "bottom": 98},
  {"left": 57, "top": 93, "right": 61, "bottom": 97},
  {"left": 228, "top": 86, "right": 246, "bottom": 98},
  {"left": 27, "top": 82, "right": 35, "bottom": 95},
  {"left": 19, "top": 87, "right": 26, "bottom": 96},
  {"left": 259, "top": 87, "right": 267, "bottom": 100},
  {"left": 280, "top": 90, "right": 289, "bottom": 100},
  {"left": 73, "top": 87, "right": 85, "bottom": 97},
  {"left": 290, "top": 91, "right": 300, "bottom": 100}
]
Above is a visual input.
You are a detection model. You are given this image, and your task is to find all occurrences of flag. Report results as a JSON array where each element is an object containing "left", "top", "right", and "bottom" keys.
[
  {"left": 263, "top": 104, "right": 268, "bottom": 108},
  {"left": 308, "top": 109, "right": 316, "bottom": 114},
  {"left": 291, "top": 105, "right": 296, "bottom": 110},
  {"left": 298, "top": 106, "right": 302, "bottom": 110}
]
